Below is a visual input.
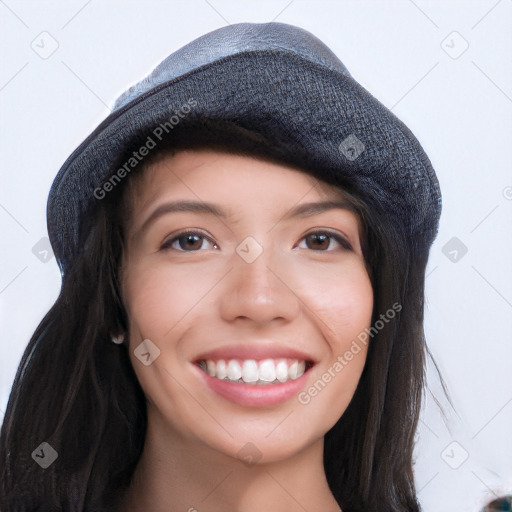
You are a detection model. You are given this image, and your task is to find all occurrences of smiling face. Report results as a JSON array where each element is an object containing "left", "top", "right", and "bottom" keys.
[{"left": 120, "top": 148, "right": 374, "bottom": 465}]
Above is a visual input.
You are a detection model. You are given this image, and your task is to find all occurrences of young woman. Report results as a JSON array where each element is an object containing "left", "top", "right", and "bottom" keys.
[{"left": 0, "top": 22, "right": 442, "bottom": 511}]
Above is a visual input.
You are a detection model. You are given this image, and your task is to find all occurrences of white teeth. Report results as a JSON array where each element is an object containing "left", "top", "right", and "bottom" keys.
[
  {"left": 259, "top": 359, "right": 276, "bottom": 382},
  {"left": 227, "top": 360, "right": 242, "bottom": 380},
  {"left": 199, "top": 357, "right": 309, "bottom": 384},
  {"left": 242, "top": 360, "right": 259, "bottom": 383},
  {"left": 275, "top": 360, "right": 288, "bottom": 382},
  {"left": 206, "top": 360, "right": 216, "bottom": 376},
  {"left": 216, "top": 360, "right": 227, "bottom": 379},
  {"left": 288, "top": 360, "right": 298, "bottom": 379}
]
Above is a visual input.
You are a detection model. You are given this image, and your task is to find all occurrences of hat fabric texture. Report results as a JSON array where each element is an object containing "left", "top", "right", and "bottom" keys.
[{"left": 47, "top": 22, "right": 441, "bottom": 274}]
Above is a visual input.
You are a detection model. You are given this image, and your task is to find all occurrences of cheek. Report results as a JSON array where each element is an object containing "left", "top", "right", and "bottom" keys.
[
  {"left": 122, "top": 260, "right": 210, "bottom": 340},
  {"left": 292, "top": 262, "right": 373, "bottom": 421},
  {"left": 291, "top": 258, "right": 374, "bottom": 345}
]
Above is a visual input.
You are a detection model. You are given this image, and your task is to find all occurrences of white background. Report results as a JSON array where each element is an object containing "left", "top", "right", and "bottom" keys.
[{"left": 0, "top": 1, "right": 511, "bottom": 511}]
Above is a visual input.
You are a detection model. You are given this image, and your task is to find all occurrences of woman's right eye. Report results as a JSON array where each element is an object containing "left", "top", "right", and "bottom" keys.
[{"left": 160, "top": 230, "right": 218, "bottom": 252}]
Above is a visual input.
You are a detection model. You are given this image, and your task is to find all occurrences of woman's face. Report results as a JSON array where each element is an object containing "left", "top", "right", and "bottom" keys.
[{"left": 121, "top": 148, "right": 373, "bottom": 464}]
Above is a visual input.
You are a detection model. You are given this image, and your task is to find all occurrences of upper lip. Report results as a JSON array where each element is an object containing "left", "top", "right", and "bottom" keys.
[{"left": 194, "top": 342, "right": 318, "bottom": 364}]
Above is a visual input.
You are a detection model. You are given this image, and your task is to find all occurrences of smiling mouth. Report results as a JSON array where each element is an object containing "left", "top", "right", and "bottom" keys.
[{"left": 196, "top": 358, "right": 314, "bottom": 385}]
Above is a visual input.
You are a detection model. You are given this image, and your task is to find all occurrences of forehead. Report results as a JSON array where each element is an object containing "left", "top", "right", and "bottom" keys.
[{"left": 129, "top": 148, "right": 351, "bottom": 211}]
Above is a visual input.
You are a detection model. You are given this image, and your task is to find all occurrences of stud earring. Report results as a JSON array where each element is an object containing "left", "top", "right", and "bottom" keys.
[{"left": 111, "top": 334, "right": 125, "bottom": 345}]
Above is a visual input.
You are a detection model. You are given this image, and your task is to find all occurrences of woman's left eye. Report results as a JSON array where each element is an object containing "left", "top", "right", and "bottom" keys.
[{"left": 296, "top": 230, "right": 353, "bottom": 252}]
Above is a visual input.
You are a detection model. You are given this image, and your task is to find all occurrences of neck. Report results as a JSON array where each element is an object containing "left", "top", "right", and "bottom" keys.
[{"left": 119, "top": 415, "right": 341, "bottom": 512}]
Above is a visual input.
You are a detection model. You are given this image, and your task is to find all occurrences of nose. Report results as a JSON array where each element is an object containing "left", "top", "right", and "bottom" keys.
[{"left": 219, "top": 246, "right": 301, "bottom": 326}]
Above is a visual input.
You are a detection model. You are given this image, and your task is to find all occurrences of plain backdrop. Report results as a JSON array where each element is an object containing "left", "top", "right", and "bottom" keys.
[{"left": 1, "top": 1, "right": 511, "bottom": 511}]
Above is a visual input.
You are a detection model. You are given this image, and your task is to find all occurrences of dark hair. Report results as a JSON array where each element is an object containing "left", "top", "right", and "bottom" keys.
[
  {"left": 1, "top": 119, "right": 436, "bottom": 511},
  {"left": 483, "top": 496, "right": 512, "bottom": 512}
]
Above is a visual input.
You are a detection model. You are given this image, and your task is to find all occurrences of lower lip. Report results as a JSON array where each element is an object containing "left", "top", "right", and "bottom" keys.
[{"left": 194, "top": 365, "right": 312, "bottom": 407}]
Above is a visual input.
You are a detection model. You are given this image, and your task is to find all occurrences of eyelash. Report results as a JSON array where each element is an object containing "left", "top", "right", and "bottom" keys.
[{"left": 160, "top": 229, "right": 353, "bottom": 252}]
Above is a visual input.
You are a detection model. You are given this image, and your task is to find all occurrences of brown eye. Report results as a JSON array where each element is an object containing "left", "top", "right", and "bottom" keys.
[
  {"left": 160, "top": 231, "right": 217, "bottom": 252},
  {"left": 298, "top": 230, "right": 352, "bottom": 252}
]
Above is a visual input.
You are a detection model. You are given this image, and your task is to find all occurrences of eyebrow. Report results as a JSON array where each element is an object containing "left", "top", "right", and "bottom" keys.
[{"left": 138, "top": 199, "right": 356, "bottom": 234}]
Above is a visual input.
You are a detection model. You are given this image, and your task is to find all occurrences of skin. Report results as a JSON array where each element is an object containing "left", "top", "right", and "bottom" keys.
[{"left": 118, "top": 149, "right": 374, "bottom": 512}]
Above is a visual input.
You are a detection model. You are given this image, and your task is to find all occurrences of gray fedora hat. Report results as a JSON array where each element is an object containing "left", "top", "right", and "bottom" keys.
[{"left": 47, "top": 22, "right": 441, "bottom": 274}]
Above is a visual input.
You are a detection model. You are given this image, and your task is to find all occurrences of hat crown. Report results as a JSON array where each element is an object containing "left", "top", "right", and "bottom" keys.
[{"left": 113, "top": 22, "right": 351, "bottom": 111}]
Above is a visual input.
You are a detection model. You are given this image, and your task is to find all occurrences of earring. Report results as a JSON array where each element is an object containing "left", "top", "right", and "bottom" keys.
[{"left": 111, "top": 334, "right": 125, "bottom": 345}]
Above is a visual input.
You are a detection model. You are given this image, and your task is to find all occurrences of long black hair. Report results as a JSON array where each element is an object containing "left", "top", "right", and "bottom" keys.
[{"left": 1, "top": 119, "right": 436, "bottom": 511}]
